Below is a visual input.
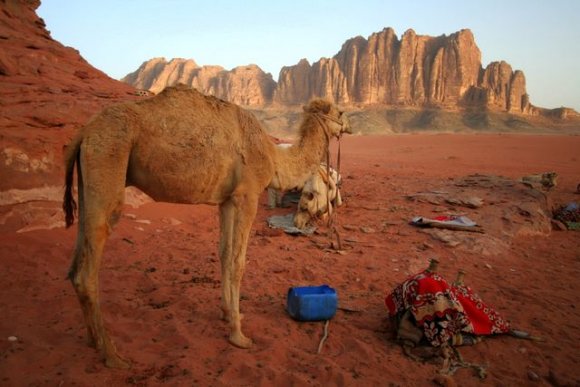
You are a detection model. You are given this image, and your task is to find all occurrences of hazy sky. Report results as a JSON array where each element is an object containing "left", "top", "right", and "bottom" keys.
[{"left": 38, "top": 0, "right": 580, "bottom": 111}]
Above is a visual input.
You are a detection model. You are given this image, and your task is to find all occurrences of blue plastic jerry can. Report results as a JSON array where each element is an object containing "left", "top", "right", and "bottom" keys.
[{"left": 287, "top": 285, "right": 338, "bottom": 321}]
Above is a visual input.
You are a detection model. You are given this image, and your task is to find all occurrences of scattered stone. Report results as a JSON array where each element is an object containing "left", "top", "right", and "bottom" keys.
[
  {"left": 383, "top": 220, "right": 403, "bottom": 226},
  {"left": 527, "top": 370, "right": 540, "bottom": 381},
  {"left": 550, "top": 219, "right": 567, "bottom": 231},
  {"left": 433, "top": 374, "right": 457, "bottom": 387},
  {"left": 423, "top": 229, "right": 461, "bottom": 247},
  {"left": 485, "top": 263, "right": 492, "bottom": 269},
  {"left": 360, "top": 226, "right": 375, "bottom": 233},
  {"left": 421, "top": 242, "right": 434, "bottom": 250},
  {"left": 445, "top": 196, "right": 484, "bottom": 208},
  {"left": 342, "top": 224, "right": 358, "bottom": 231},
  {"left": 547, "top": 369, "right": 563, "bottom": 386},
  {"left": 7, "top": 336, "right": 17, "bottom": 342},
  {"left": 162, "top": 217, "right": 182, "bottom": 226}
]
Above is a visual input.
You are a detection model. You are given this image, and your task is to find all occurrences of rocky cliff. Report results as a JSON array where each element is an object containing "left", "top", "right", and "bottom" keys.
[
  {"left": 124, "top": 28, "right": 535, "bottom": 114},
  {"left": 0, "top": 0, "right": 142, "bottom": 232},
  {"left": 122, "top": 58, "right": 276, "bottom": 106},
  {"left": 0, "top": 0, "right": 140, "bottom": 190}
]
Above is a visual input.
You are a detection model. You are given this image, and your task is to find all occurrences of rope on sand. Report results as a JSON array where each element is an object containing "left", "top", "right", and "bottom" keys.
[
  {"left": 317, "top": 320, "right": 330, "bottom": 354},
  {"left": 439, "top": 345, "right": 487, "bottom": 379}
]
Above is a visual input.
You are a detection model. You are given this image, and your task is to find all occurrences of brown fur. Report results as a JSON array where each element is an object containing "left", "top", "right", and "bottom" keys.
[{"left": 62, "top": 84, "right": 350, "bottom": 368}]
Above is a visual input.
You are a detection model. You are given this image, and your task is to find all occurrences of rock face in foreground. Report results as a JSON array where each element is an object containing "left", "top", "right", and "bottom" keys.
[
  {"left": 0, "top": 0, "right": 142, "bottom": 232},
  {"left": 0, "top": 0, "right": 139, "bottom": 191},
  {"left": 124, "top": 28, "right": 538, "bottom": 114}
]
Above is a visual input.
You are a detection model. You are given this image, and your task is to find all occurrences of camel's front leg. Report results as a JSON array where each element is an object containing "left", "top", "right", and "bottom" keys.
[{"left": 225, "top": 192, "right": 258, "bottom": 348}]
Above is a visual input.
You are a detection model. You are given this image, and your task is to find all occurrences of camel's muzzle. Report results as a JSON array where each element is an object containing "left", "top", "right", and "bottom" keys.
[{"left": 340, "top": 113, "right": 352, "bottom": 134}]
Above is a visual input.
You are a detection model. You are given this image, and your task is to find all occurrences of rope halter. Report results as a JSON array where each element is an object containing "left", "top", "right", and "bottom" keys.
[{"left": 312, "top": 111, "right": 345, "bottom": 250}]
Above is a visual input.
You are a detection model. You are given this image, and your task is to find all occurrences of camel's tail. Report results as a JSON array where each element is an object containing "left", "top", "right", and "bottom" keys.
[{"left": 63, "top": 136, "right": 82, "bottom": 227}]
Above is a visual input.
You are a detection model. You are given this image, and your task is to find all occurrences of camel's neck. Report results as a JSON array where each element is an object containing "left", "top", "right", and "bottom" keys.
[{"left": 270, "top": 116, "right": 330, "bottom": 191}]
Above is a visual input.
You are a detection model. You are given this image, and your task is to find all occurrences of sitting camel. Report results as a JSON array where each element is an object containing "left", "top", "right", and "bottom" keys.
[
  {"left": 62, "top": 84, "right": 350, "bottom": 368},
  {"left": 268, "top": 162, "right": 342, "bottom": 226},
  {"left": 293, "top": 164, "right": 343, "bottom": 229}
]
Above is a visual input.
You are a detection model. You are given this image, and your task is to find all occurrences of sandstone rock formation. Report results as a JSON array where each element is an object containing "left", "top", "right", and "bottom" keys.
[
  {"left": 274, "top": 28, "right": 527, "bottom": 113},
  {"left": 124, "top": 28, "right": 538, "bottom": 114},
  {"left": 464, "top": 61, "right": 531, "bottom": 114},
  {"left": 0, "top": 0, "right": 141, "bottom": 232},
  {"left": 121, "top": 57, "right": 199, "bottom": 94},
  {"left": 122, "top": 58, "right": 276, "bottom": 106},
  {"left": 0, "top": 0, "right": 139, "bottom": 190}
]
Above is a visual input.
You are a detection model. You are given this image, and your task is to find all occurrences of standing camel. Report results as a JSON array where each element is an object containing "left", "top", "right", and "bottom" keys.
[{"left": 63, "top": 84, "right": 351, "bottom": 368}]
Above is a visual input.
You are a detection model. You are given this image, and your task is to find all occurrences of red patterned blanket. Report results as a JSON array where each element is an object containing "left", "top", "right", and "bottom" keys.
[{"left": 386, "top": 267, "right": 510, "bottom": 347}]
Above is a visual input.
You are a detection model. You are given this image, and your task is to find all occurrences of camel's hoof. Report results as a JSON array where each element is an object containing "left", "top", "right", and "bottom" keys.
[
  {"left": 229, "top": 333, "right": 253, "bottom": 349},
  {"left": 104, "top": 354, "right": 132, "bottom": 369}
]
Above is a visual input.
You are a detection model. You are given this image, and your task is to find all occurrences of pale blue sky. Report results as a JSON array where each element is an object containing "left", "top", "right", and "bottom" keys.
[{"left": 38, "top": 0, "right": 580, "bottom": 111}]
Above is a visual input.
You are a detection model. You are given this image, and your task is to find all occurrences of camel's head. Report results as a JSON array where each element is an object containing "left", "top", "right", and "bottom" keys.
[
  {"left": 304, "top": 99, "right": 352, "bottom": 137},
  {"left": 294, "top": 189, "right": 328, "bottom": 230},
  {"left": 293, "top": 166, "right": 343, "bottom": 229}
]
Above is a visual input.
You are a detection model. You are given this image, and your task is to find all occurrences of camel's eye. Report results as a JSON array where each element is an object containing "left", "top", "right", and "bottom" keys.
[{"left": 338, "top": 111, "right": 344, "bottom": 117}]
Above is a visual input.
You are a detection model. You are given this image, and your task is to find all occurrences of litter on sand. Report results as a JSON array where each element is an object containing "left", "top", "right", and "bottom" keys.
[
  {"left": 553, "top": 202, "right": 580, "bottom": 230},
  {"left": 410, "top": 215, "right": 483, "bottom": 233}
]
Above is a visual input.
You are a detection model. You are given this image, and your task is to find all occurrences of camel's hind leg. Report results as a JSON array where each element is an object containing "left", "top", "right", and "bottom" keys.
[
  {"left": 219, "top": 192, "right": 258, "bottom": 349},
  {"left": 69, "top": 145, "right": 130, "bottom": 369},
  {"left": 218, "top": 199, "right": 234, "bottom": 320}
]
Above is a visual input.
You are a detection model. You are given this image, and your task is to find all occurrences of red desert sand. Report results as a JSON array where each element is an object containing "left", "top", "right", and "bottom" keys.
[{"left": 0, "top": 133, "right": 579, "bottom": 386}]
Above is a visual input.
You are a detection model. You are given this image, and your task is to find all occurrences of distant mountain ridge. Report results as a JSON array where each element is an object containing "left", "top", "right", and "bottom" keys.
[
  {"left": 121, "top": 28, "right": 575, "bottom": 118},
  {"left": 122, "top": 58, "right": 275, "bottom": 106}
]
